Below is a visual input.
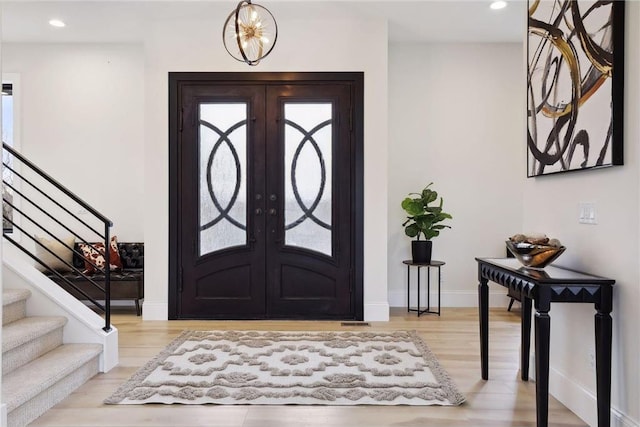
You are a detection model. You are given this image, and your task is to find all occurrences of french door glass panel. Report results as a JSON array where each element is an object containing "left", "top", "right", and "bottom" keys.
[
  {"left": 198, "top": 103, "right": 248, "bottom": 256},
  {"left": 283, "top": 102, "right": 332, "bottom": 256}
]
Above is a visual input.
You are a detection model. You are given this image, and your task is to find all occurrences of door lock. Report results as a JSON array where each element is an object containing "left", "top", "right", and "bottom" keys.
[{"left": 269, "top": 194, "right": 277, "bottom": 201}]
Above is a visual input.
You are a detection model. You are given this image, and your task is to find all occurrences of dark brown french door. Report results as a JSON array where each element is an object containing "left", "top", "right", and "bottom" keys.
[{"left": 169, "top": 73, "right": 363, "bottom": 320}]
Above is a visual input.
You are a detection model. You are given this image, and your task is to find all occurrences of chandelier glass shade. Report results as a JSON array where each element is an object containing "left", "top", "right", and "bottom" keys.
[{"left": 223, "top": 0, "right": 278, "bottom": 66}]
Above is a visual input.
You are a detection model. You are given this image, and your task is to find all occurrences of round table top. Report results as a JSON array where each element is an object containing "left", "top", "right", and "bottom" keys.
[{"left": 403, "top": 260, "right": 445, "bottom": 267}]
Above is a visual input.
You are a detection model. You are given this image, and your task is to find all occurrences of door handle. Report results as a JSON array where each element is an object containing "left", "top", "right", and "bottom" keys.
[
  {"left": 269, "top": 208, "right": 277, "bottom": 216},
  {"left": 255, "top": 208, "right": 263, "bottom": 216}
]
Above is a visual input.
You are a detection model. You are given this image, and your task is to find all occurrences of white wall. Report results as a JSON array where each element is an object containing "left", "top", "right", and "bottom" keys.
[
  {"left": 142, "top": 9, "right": 390, "bottom": 320},
  {"left": 0, "top": 15, "right": 6, "bottom": 426},
  {"left": 520, "top": 4, "right": 640, "bottom": 426},
  {"left": 0, "top": 8, "right": 390, "bottom": 321},
  {"left": 1, "top": 43, "right": 144, "bottom": 243},
  {"left": 388, "top": 43, "right": 524, "bottom": 308},
  {"left": 2, "top": 10, "right": 637, "bottom": 426}
]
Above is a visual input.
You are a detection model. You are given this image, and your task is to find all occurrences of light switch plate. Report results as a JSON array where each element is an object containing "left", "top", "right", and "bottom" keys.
[{"left": 579, "top": 202, "right": 597, "bottom": 225}]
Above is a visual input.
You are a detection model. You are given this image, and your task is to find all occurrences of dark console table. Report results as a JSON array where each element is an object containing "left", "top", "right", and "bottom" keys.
[{"left": 476, "top": 258, "right": 614, "bottom": 427}]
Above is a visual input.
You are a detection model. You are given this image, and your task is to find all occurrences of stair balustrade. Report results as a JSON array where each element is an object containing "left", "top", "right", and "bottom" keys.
[{"left": 2, "top": 142, "right": 113, "bottom": 331}]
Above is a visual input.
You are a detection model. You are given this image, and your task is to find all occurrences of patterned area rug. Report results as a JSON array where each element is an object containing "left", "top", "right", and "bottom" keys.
[{"left": 105, "top": 330, "right": 465, "bottom": 406}]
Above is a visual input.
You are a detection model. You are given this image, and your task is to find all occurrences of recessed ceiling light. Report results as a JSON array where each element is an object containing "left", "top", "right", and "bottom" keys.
[
  {"left": 48, "top": 19, "right": 66, "bottom": 28},
  {"left": 490, "top": 1, "right": 507, "bottom": 10}
]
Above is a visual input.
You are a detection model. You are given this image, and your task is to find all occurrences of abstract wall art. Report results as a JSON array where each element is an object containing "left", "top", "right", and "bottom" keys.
[{"left": 527, "top": 0, "right": 625, "bottom": 177}]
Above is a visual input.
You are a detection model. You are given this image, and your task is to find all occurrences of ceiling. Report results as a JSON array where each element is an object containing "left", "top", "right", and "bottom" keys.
[{"left": 1, "top": 1, "right": 526, "bottom": 44}]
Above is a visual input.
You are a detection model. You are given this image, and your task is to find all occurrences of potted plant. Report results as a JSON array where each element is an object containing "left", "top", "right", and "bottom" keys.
[{"left": 401, "top": 183, "right": 452, "bottom": 263}]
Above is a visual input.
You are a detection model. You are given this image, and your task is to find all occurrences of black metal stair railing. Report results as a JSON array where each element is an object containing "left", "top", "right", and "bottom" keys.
[{"left": 2, "top": 142, "right": 113, "bottom": 332}]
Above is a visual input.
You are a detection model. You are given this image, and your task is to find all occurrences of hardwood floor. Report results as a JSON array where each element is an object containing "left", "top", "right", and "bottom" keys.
[{"left": 28, "top": 307, "right": 588, "bottom": 427}]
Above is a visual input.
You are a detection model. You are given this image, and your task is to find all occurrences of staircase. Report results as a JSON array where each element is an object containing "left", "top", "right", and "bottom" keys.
[{"left": 2, "top": 288, "right": 102, "bottom": 427}]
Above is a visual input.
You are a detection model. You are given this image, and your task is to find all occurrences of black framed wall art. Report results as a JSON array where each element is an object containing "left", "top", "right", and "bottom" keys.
[{"left": 527, "top": 0, "right": 625, "bottom": 177}]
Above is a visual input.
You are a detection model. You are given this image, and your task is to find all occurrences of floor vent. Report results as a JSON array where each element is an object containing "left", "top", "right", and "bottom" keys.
[{"left": 340, "top": 322, "right": 370, "bottom": 327}]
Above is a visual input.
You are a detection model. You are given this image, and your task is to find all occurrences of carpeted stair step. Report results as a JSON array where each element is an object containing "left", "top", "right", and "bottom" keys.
[
  {"left": 3, "top": 289, "right": 31, "bottom": 325},
  {"left": 4, "top": 343, "right": 102, "bottom": 427},
  {"left": 2, "top": 316, "right": 67, "bottom": 375}
]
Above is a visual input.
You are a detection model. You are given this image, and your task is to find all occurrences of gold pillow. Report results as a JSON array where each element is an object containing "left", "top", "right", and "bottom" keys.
[{"left": 34, "top": 235, "right": 75, "bottom": 272}]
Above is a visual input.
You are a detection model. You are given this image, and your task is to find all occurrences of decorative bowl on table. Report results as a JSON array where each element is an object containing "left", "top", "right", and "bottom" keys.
[{"left": 506, "top": 234, "right": 566, "bottom": 269}]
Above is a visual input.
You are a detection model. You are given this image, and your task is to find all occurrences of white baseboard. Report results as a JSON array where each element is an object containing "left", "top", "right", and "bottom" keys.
[
  {"left": 549, "top": 366, "right": 638, "bottom": 427},
  {"left": 141, "top": 301, "right": 168, "bottom": 320},
  {"left": 388, "top": 289, "right": 512, "bottom": 308},
  {"left": 364, "top": 302, "right": 390, "bottom": 321},
  {"left": 0, "top": 403, "right": 6, "bottom": 427}
]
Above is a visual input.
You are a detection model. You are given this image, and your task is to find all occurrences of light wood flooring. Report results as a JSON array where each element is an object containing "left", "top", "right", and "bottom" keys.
[{"left": 28, "top": 306, "right": 588, "bottom": 427}]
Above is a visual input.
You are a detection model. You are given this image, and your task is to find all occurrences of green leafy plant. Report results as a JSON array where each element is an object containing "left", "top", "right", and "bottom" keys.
[{"left": 401, "top": 183, "right": 452, "bottom": 240}]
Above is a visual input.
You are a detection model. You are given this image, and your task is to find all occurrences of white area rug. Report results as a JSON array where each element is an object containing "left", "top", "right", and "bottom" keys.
[{"left": 105, "top": 330, "right": 465, "bottom": 406}]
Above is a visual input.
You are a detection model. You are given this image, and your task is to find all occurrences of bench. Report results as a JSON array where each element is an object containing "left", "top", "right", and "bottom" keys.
[{"left": 45, "top": 242, "right": 144, "bottom": 316}]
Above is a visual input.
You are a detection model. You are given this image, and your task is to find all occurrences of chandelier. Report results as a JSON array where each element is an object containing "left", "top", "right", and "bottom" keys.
[{"left": 222, "top": 0, "right": 278, "bottom": 66}]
